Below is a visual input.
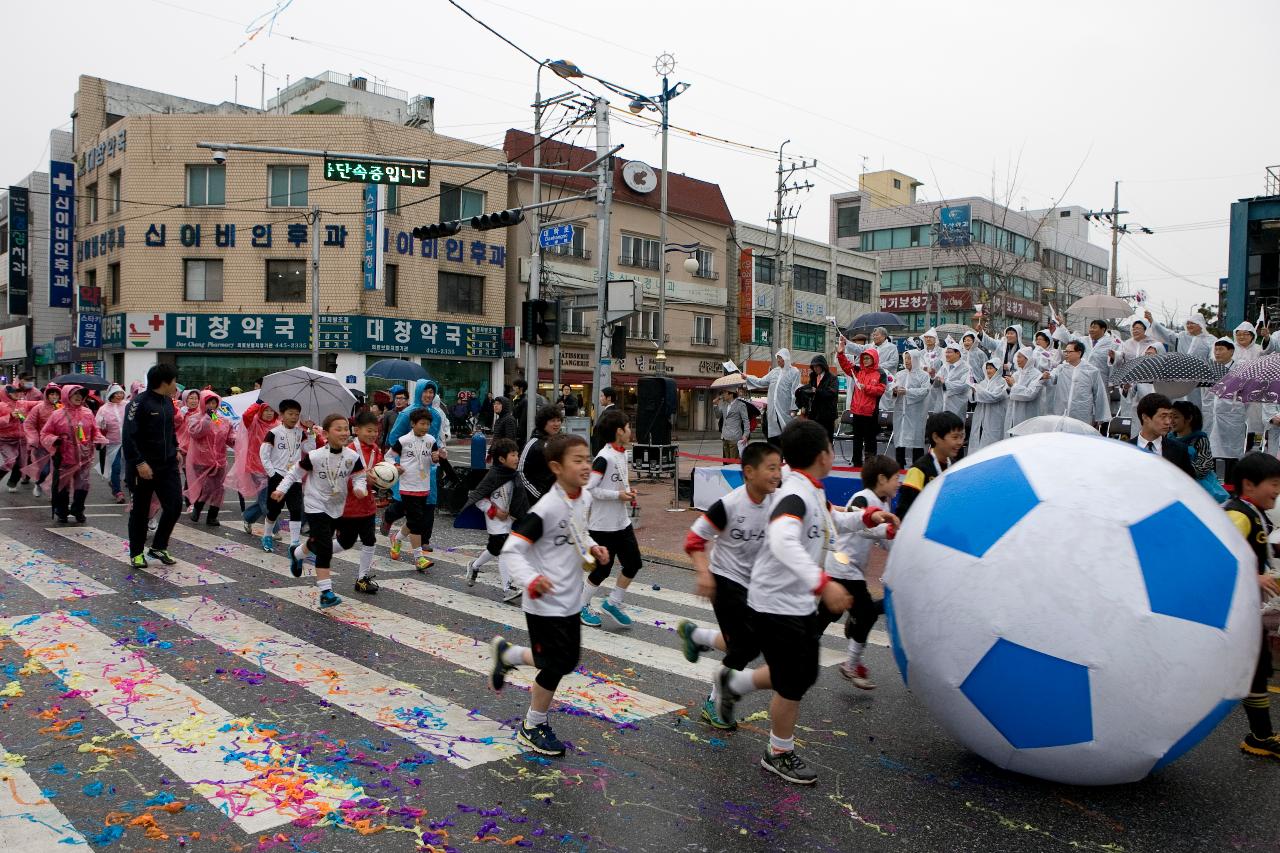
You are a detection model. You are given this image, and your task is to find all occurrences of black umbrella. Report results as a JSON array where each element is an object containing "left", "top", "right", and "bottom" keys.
[
  {"left": 365, "top": 358, "right": 428, "bottom": 382},
  {"left": 847, "top": 311, "right": 907, "bottom": 335},
  {"left": 1107, "top": 353, "right": 1227, "bottom": 387},
  {"left": 50, "top": 372, "right": 112, "bottom": 390}
]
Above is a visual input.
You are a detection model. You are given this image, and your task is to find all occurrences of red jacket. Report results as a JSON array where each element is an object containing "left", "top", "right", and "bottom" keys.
[{"left": 837, "top": 347, "right": 886, "bottom": 417}]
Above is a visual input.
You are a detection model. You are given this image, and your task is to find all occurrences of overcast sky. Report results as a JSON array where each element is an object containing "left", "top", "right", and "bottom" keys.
[{"left": 3, "top": 0, "right": 1273, "bottom": 323}]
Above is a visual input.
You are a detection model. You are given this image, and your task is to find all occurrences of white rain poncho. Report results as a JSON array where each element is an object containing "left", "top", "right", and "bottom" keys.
[
  {"left": 1005, "top": 347, "right": 1046, "bottom": 431},
  {"left": 1210, "top": 338, "right": 1248, "bottom": 459},
  {"left": 979, "top": 325, "right": 1024, "bottom": 377},
  {"left": 1151, "top": 313, "right": 1215, "bottom": 408},
  {"left": 892, "top": 350, "right": 930, "bottom": 451},
  {"left": 971, "top": 360, "right": 1009, "bottom": 451},
  {"left": 745, "top": 347, "right": 802, "bottom": 439},
  {"left": 937, "top": 343, "right": 973, "bottom": 417},
  {"left": 1051, "top": 356, "right": 1111, "bottom": 426}
]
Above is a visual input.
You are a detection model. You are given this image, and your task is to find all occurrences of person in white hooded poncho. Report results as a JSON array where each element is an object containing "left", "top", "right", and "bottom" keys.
[
  {"left": 935, "top": 341, "right": 974, "bottom": 417},
  {"left": 1233, "top": 321, "right": 1265, "bottom": 363},
  {"left": 961, "top": 332, "right": 988, "bottom": 378},
  {"left": 1052, "top": 319, "right": 1119, "bottom": 383},
  {"left": 1032, "top": 330, "right": 1062, "bottom": 369},
  {"left": 970, "top": 359, "right": 1009, "bottom": 451},
  {"left": 1004, "top": 347, "right": 1047, "bottom": 430},
  {"left": 975, "top": 321, "right": 1024, "bottom": 378},
  {"left": 891, "top": 349, "right": 930, "bottom": 467},
  {"left": 1148, "top": 310, "right": 1216, "bottom": 409},
  {"left": 1209, "top": 337, "right": 1248, "bottom": 474},
  {"left": 1050, "top": 340, "right": 1111, "bottom": 427},
  {"left": 1114, "top": 316, "right": 1159, "bottom": 371},
  {"left": 917, "top": 329, "right": 944, "bottom": 413},
  {"left": 744, "top": 348, "right": 801, "bottom": 444}
]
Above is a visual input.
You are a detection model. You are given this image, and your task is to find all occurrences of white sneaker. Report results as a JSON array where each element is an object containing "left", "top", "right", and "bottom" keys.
[
  {"left": 5, "top": 484, "right": 16, "bottom": 493},
  {"left": 32, "top": 483, "right": 42, "bottom": 498},
  {"left": 502, "top": 583, "right": 522, "bottom": 604}
]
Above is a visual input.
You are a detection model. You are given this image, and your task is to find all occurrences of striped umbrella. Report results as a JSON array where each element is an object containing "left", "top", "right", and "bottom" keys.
[
  {"left": 1107, "top": 352, "right": 1228, "bottom": 387},
  {"left": 1210, "top": 353, "right": 1280, "bottom": 403}
]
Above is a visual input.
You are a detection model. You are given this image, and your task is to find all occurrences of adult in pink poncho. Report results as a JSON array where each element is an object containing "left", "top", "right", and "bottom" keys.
[
  {"left": 185, "top": 389, "right": 235, "bottom": 526},
  {"left": 22, "top": 383, "right": 61, "bottom": 496},
  {"left": 231, "top": 400, "right": 278, "bottom": 533},
  {"left": 96, "top": 384, "right": 128, "bottom": 503},
  {"left": 0, "top": 387, "right": 25, "bottom": 492},
  {"left": 40, "top": 385, "right": 106, "bottom": 522}
]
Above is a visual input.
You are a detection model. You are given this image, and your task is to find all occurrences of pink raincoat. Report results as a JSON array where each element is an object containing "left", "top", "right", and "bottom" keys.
[
  {"left": 231, "top": 401, "right": 277, "bottom": 498},
  {"left": 0, "top": 388, "right": 23, "bottom": 471},
  {"left": 175, "top": 390, "right": 202, "bottom": 458},
  {"left": 184, "top": 390, "right": 235, "bottom": 507},
  {"left": 21, "top": 384, "right": 61, "bottom": 479},
  {"left": 40, "top": 385, "right": 106, "bottom": 491}
]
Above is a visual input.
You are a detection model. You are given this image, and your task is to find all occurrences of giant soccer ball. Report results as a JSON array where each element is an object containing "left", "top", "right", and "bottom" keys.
[{"left": 883, "top": 433, "right": 1262, "bottom": 785}]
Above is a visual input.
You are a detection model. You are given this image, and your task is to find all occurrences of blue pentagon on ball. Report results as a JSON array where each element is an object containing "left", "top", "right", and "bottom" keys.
[
  {"left": 923, "top": 455, "right": 1041, "bottom": 558},
  {"left": 1128, "top": 501, "right": 1237, "bottom": 630},
  {"left": 883, "top": 585, "right": 908, "bottom": 686},
  {"left": 960, "top": 638, "right": 1093, "bottom": 748}
]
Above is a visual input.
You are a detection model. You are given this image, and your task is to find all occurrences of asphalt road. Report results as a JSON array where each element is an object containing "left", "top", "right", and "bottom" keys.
[{"left": 0, "top": 485, "right": 1276, "bottom": 853}]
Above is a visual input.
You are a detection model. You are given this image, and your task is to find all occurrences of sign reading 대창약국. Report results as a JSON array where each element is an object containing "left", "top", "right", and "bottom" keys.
[
  {"left": 936, "top": 204, "right": 972, "bottom": 248},
  {"left": 324, "top": 157, "right": 430, "bottom": 187}
]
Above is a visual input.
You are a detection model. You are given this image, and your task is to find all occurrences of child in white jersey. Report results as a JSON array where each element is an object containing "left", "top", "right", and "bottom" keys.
[
  {"left": 827, "top": 454, "right": 898, "bottom": 690},
  {"left": 259, "top": 399, "right": 315, "bottom": 554},
  {"left": 580, "top": 409, "right": 641, "bottom": 628},
  {"left": 386, "top": 408, "right": 440, "bottom": 572},
  {"left": 677, "top": 442, "right": 783, "bottom": 729},
  {"left": 489, "top": 433, "right": 610, "bottom": 758},
  {"left": 465, "top": 438, "right": 525, "bottom": 602},
  {"left": 274, "top": 414, "right": 368, "bottom": 609}
]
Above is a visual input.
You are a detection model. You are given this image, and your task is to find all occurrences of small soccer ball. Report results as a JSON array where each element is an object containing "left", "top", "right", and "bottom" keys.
[
  {"left": 883, "top": 432, "right": 1261, "bottom": 785},
  {"left": 369, "top": 460, "right": 399, "bottom": 489}
]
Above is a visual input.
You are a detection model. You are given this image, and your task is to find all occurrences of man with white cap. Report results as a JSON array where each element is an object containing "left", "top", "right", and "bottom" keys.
[{"left": 1147, "top": 309, "right": 1216, "bottom": 408}]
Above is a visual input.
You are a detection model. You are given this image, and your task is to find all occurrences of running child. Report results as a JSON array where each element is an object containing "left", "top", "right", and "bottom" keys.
[
  {"left": 489, "top": 433, "right": 610, "bottom": 757},
  {"left": 260, "top": 399, "right": 313, "bottom": 553},
  {"left": 714, "top": 419, "right": 897, "bottom": 785},
  {"left": 1223, "top": 451, "right": 1280, "bottom": 759},
  {"left": 894, "top": 410, "right": 964, "bottom": 519},
  {"left": 334, "top": 411, "right": 382, "bottom": 595},
  {"left": 386, "top": 407, "right": 439, "bottom": 572},
  {"left": 580, "top": 409, "right": 642, "bottom": 628},
  {"left": 465, "top": 437, "right": 528, "bottom": 602},
  {"left": 274, "top": 413, "right": 368, "bottom": 608},
  {"left": 676, "top": 441, "right": 784, "bottom": 729}
]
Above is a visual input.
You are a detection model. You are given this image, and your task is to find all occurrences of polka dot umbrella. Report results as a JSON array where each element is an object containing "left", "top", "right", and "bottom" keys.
[
  {"left": 1108, "top": 352, "right": 1229, "bottom": 387},
  {"left": 1210, "top": 353, "right": 1280, "bottom": 403}
]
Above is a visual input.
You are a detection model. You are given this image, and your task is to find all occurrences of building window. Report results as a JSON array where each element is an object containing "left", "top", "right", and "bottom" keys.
[
  {"left": 184, "top": 259, "right": 224, "bottom": 301},
  {"left": 792, "top": 321, "right": 825, "bottom": 352},
  {"left": 386, "top": 184, "right": 399, "bottom": 215},
  {"left": 754, "top": 316, "right": 772, "bottom": 345},
  {"left": 86, "top": 182, "right": 98, "bottom": 222},
  {"left": 108, "top": 171, "right": 121, "bottom": 214},
  {"left": 549, "top": 225, "right": 588, "bottom": 259},
  {"left": 268, "top": 166, "right": 308, "bottom": 208},
  {"left": 693, "top": 248, "right": 715, "bottom": 279},
  {"left": 693, "top": 315, "right": 714, "bottom": 345},
  {"left": 187, "top": 165, "right": 226, "bottom": 207},
  {"left": 108, "top": 262, "right": 120, "bottom": 305},
  {"left": 836, "top": 205, "right": 860, "bottom": 238},
  {"left": 893, "top": 178, "right": 902, "bottom": 189},
  {"left": 265, "top": 259, "right": 306, "bottom": 302},
  {"left": 837, "top": 274, "right": 872, "bottom": 303},
  {"left": 438, "top": 271, "right": 484, "bottom": 314},
  {"left": 563, "top": 305, "right": 590, "bottom": 335},
  {"left": 620, "top": 234, "right": 660, "bottom": 270},
  {"left": 85, "top": 269, "right": 97, "bottom": 305},
  {"left": 627, "top": 309, "right": 660, "bottom": 341},
  {"left": 0, "top": 223, "right": 7, "bottom": 253},
  {"left": 753, "top": 254, "right": 775, "bottom": 284},
  {"left": 384, "top": 263, "right": 398, "bottom": 307},
  {"left": 793, "top": 264, "right": 827, "bottom": 295},
  {"left": 439, "top": 184, "right": 484, "bottom": 221}
]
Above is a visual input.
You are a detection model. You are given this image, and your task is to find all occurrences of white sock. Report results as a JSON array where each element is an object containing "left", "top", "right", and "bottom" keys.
[
  {"left": 358, "top": 546, "right": 375, "bottom": 579},
  {"left": 498, "top": 559, "right": 512, "bottom": 588},
  {"left": 607, "top": 587, "right": 625, "bottom": 606},
  {"left": 580, "top": 579, "right": 599, "bottom": 610},
  {"left": 709, "top": 678, "right": 721, "bottom": 704},
  {"left": 473, "top": 550, "right": 495, "bottom": 569},
  {"left": 317, "top": 578, "right": 332, "bottom": 592},
  {"left": 692, "top": 627, "right": 719, "bottom": 648},
  {"left": 524, "top": 707, "right": 548, "bottom": 728},
  {"left": 769, "top": 731, "right": 795, "bottom": 755},
  {"left": 288, "top": 520, "right": 301, "bottom": 544},
  {"left": 501, "top": 644, "right": 527, "bottom": 667},
  {"left": 727, "top": 668, "right": 757, "bottom": 697},
  {"left": 847, "top": 640, "right": 866, "bottom": 665},
  {"left": 331, "top": 538, "right": 346, "bottom": 557},
  {"left": 412, "top": 547, "right": 422, "bottom": 560},
  {"left": 293, "top": 543, "right": 307, "bottom": 560}
]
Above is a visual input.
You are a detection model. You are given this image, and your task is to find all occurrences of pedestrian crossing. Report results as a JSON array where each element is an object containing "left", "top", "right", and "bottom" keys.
[
  {"left": 0, "top": 744, "right": 89, "bottom": 850},
  {"left": 0, "top": 532, "right": 115, "bottom": 599},
  {"left": 45, "top": 526, "right": 234, "bottom": 587}
]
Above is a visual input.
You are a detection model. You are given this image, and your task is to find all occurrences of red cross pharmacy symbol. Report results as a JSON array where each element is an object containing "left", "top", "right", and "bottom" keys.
[{"left": 148, "top": 314, "right": 164, "bottom": 331}]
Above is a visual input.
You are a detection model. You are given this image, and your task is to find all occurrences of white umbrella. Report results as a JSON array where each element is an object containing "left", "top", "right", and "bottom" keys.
[
  {"left": 1008, "top": 415, "right": 1102, "bottom": 438},
  {"left": 258, "top": 367, "right": 356, "bottom": 425},
  {"left": 710, "top": 372, "right": 747, "bottom": 389},
  {"left": 1066, "top": 294, "right": 1133, "bottom": 322}
]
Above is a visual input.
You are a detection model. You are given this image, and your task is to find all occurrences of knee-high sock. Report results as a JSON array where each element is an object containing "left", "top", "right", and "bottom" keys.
[
  {"left": 288, "top": 520, "right": 301, "bottom": 545},
  {"left": 358, "top": 545, "right": 375, "bottom": 579}
]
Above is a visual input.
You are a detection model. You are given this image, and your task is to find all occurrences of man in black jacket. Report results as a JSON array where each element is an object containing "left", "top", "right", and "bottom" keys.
[
  {"left": 122, "top": 363, "right": 182, "bottom": 567},
  {"left": 804, "top": 355, "right": 839, "bottom": 439},
  {"left": 1129, "top": 392, "right": 1195, "bottom": 478}
]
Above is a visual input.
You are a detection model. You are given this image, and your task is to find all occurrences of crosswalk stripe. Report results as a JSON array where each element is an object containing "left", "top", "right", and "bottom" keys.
[
  {"left": 141, "top": 596, "right": 517, "bottom": 768},
  {"left": 0, "top": 743, "right": 90, "bottom": 850},
  {"left": 172, "top": 524, "right": 306, "bottom": 577},
  {"left": 47, "top": 526, "right": 233, "bottom": 587},
  {"left": 0, "top": 611, "right": 361, "bottom": 832},
  {"left": 0, "top": 532, "right": 115, "bottom": 599},
  {"left": 264, "top": 586, "right": 682, "bottom": 723}
]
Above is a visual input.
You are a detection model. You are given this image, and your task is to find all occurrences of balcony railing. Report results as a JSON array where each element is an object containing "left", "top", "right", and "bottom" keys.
[
  {"left": 692, "top": 269, "right": 719, "bottom": 280},
  {"left": 619, "top": 254, "right": 660, "bottom": 270},
  {"left": 691, "top": 335, "right": 719, "bottom": 347},
  {"left": 549, "top": 247, "right": 592, "bottom": 261}
]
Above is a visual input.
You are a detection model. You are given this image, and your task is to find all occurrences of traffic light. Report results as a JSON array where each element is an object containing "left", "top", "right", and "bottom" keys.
[
  {"left": 411, "top": 220, "right": 462, "bottom": 240},
  {"left": 521, "top": 298, "right": 560, "bottom": 345},
  {"left": 472, "top": 208, "right": 525, "bottom": 230}
]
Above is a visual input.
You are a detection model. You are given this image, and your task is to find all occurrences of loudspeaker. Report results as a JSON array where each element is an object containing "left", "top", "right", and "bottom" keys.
[
  {"left": 636, "top": 376, "right": 675, "bottom": 445},
  {"left": 610, "top": 326, "right": 628, "bottom": 360}
]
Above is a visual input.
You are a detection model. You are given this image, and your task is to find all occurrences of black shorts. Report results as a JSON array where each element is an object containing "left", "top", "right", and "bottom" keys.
[
  {"left": 525, "top": 612, "right": 581, "bottom": 677},
  {"left": 486, "top": 533, "right": 509, "bottom": 556},
  {"left": 711, "top": 573, "right": 760, "bottom": 671},
  {"left": 1251, "top": 631, "right": 1273, "bottom": 695},
  {"left": 266, "top": 473, "right": 303, "bottom": 520},
  {"left": 588, "top": 526, "right": 643, "bottom": 579},
  {"left": 401, "top": 493, "right": 430, "bottom": 536},
  {"left": 336, "top": 514, "right": 377, "bottom": 549},
  {"left": 752, "top": 609, "right": 824, "bottom": 702}
]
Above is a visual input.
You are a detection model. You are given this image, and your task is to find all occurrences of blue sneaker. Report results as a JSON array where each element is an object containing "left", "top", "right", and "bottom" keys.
[
  {"left": 600, "top": 599, "right": 632, "bottom": 628},
  {"left": 261, "top": 534, "right": 275, "bottom": 553},
  {"left": 518, "top": 722, "right": 566, "bottom": 757},
  {"left": 289, "top": 548, "right": 304, "bottom": 578},
  {"left": 677, "top": 619, "right": 702, "bottom": 663},
  {"left": 579, "top": 606, "right": 602, "bottom": 628},
  {"left": 700, "top": 697, "right": 736, "bottom": 731},
  {"left": 319, "top": 590, "right": 342, "bottom": 609}
]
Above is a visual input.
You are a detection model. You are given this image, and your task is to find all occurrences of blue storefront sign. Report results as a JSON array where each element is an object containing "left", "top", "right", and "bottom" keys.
[
  {"left": 49, "top": 160, "right": 75, "bottom": 308},
  {"left": 937, "top": 205, "right": 972, "bottom": 248},
  {"left": 363, "top": 184, "right": 382, "bottom": 290},
  {"left": 77, "top": 313, "right": 102, "bottom": 349},
  {"left": 7, "top": 186, "right": 29, "bottom": 316}
]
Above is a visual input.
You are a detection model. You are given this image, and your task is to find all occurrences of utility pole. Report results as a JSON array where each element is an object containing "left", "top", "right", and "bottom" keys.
[
  {"left": 768, "top": 142, "right": 814, "bottom": 352},
  {"left": 525, "top": 72, "right": 544, "bottom": 443},
  {"left": 1085, "top": 181, "right": 1134, "bottom": 297},
  {"left": 591, "top": 98, "right": 613, "bottom": 411},
  {"left": 310, "top": 205, "right": 320, "bottom": 370}
]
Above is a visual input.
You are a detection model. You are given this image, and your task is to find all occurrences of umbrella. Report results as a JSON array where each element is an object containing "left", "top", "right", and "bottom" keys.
[
  {"left": 1210, "top": 353, "right": 1280, "bottom": 403},
  {"left": 1107, "top": 352, "right": 1229, "bottom": 388},
  {"left": 1065, "top": 294, "right": 1132, "bottom": 321},
  {"left": 847, "top": 311, "right": 907, "bottom": 334},
  {"left": 51, "top": 372, "right": 111, "bottom": 390},
  {"left": 365, "top": 358, "right": 428, "bottom": 382},
  {"left": 710, "top": 372, "right": 747, "bottom": 389},
  {"left": 936, "top": 323, "right": 972, "bottom": 339},
  {"left": 258, "top": 367, "right": 356, "bottom": 425},
  {"left": 1008, "top": 415, "right": 1102, "bottom": 438}
]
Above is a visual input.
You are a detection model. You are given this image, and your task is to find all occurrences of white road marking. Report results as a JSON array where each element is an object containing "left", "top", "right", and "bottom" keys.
[
  {"left": 0, "top": 533, "right": 115, "bottom": 599},
  {"left": 0, "top": 743, "right": 89, "bottom": 849},
  {"left": 47, "top": 526, "right": 233, "bottom": 587}
]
